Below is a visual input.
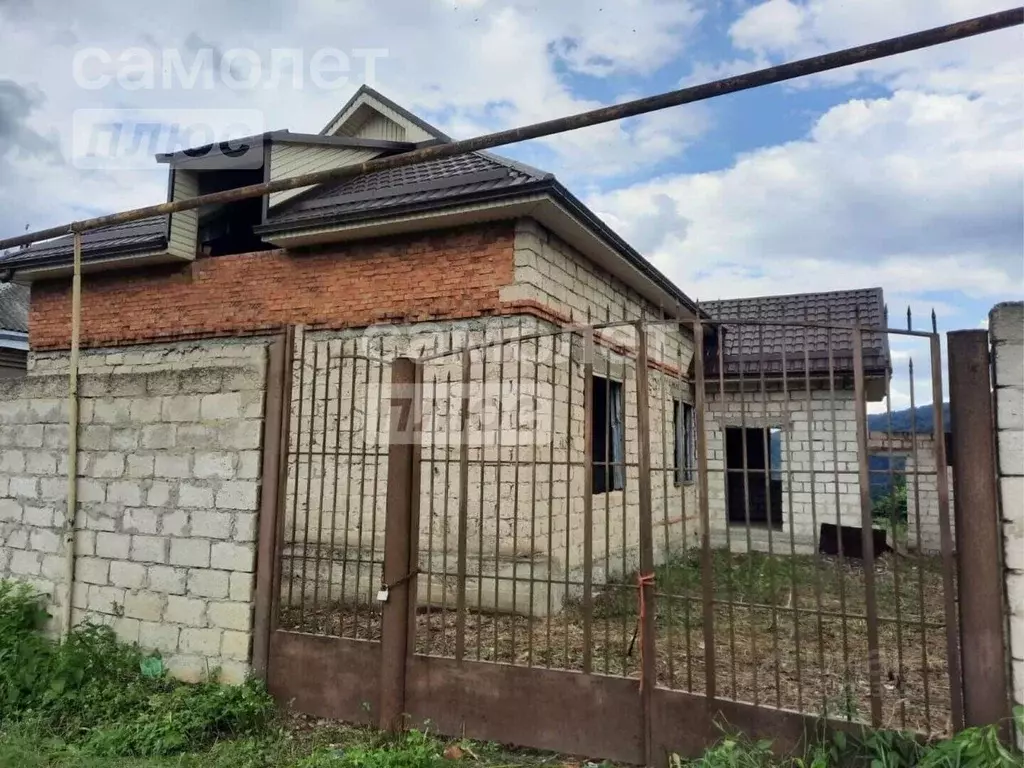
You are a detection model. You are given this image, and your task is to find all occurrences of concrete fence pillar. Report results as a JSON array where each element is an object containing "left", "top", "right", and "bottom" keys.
[{"left": 990, "top": 301, "right": 1024, "bottom": 747}]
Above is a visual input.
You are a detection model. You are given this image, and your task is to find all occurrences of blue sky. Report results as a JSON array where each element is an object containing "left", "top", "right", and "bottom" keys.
[{"left": 0, "top": 0, "right": 1021, "bottom": 407}]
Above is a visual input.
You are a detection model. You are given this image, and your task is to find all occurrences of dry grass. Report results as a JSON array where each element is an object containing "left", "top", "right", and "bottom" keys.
[{"left": 280, "top": 550, "right": 953, "bottom": 739}]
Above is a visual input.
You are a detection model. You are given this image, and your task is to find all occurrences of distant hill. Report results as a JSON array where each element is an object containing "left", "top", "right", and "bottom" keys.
[{"left": 868, "top": 403, "right": 950, "bottom": 434}]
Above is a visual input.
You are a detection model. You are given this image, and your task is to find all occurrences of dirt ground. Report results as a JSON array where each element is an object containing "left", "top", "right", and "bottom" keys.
[{"left": 280, "top": 550, "right": 954, "bottom": 739}]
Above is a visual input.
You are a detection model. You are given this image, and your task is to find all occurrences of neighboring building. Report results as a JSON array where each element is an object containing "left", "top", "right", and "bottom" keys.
[{"left": 0, "top": 282, "right": 28, "bottom": 377}]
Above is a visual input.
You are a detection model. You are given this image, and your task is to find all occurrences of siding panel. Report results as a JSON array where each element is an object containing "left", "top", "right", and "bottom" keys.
[{"left": 269, "top": 144, "right": 380, "bottom": 207}]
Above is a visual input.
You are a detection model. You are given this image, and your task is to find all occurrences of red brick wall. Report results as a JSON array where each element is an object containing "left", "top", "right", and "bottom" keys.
[{"left": 30, "top": 224, "right": 516, "bottom": 350}]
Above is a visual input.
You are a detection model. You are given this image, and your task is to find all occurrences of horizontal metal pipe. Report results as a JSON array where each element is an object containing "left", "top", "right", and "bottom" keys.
[{"left": 0, "top": 8, "right": 1019, "bottom": 252}]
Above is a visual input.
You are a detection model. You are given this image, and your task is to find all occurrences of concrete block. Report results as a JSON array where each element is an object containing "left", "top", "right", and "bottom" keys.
[
  {"left": 165, "top": 654, "right": 207, "bottom": 684},
  {"left": 221, "top": 630, "right": 251, "bottom": 661},
  {"left": 1009, "top": 571, "right": 1024, "bottom": 617},
  {"left": 78, "top": 479, "right": 106, "bottom": 503},
  {"left": 126, "top": 455, "right": 155, "bottom": 478},
  {"left": 161, "top": 509, "right": 189, "bottom": 537},
  {"left": 96, "top": 532, "right": 131, "bottom": 559},
  {"left": 79, "top": 426, "right": 112, "bottom": 451},
  {"left": 215, "top": 481, "right": 258, "bottom": 511},
  {"left": 217, "top": 661, "right": 250, "bottom": 686},
  {"left": 162, "top": 396, "right": 202, "bottom": 423},
  {"left": 201, "top": 393, "right": 243, "bottom": 420},
  {"left": 26, "top": 451, "right": 57, "bottom": 475},
  {"left": 93, "top": 399, "right": 131, "bottom": 424},
  {"left": 208, "top": 601, "right": 252, "bottom": 631},
  {"left": 234, "top": 513, "right": 258, "bottom": 542},
  {"left": 180, "top": 627, "right": 222, "bottom": 656},
  {"left": 194, "top": 452, "right": 236, "bottom": 480},
  {"left": 139, "top": 621, "right": 180, "bottom": 654},
  {"left": 176, "top": 424, "right": 219, "bottom": 449},
  {"left": 219, "top": 421, "right": 262, "bottom": 450},
  {"left": 87, "top": 584, "right": 126, "bottom": 614},
  {"left": 191, "top": 511, "right": 232, "bottom": 539},
  {"left": 109, "top": 561, "right": 147, "bottom": 589},
  {"left": 23, "top": 504, "right": 56, "bottom": 527},
  {"left": 41, "top": 553, "right": 65, "bottom": 580},
  {"left": 123, "top": 590, "right": 165, "bottom": 622},
  {"left": 112, "top": 617, "right": 141, "bottom": 645},
  {"left": 147, "top": 482, "right": 173, "bottom": 508},
  {"left": 179, "top": 484, "right": 215, "bottom": 509},
  {"left": 9, "top": 549, "right": 41, "bottom": 576},
  {"left": 997, "top": 386, "right": 1024, "bottom": 432},
  {"left": 165, "top": 595, "right": 207, "bottom": 626},
  {"left": 131, "top": 535, "right": 169, "bottom": 564},
  {"left": 9, "top": 477, "right": 38, "bottom": 499},
  {"left": 237, "top": 451, "right": 261, "bottom": 479},
  {"left": 146, "top": 371, "right": 180, "bottom": 397},
  {"left": 229, "top": 571, "right": 254, "bottom": 602},
  {"left": 149, "top": 565, "right": 187, "bottom": 595},
  {"left": 155, "top": 454, "right": 191, "bottom": 479},
  {"left": 170, "top": 538, "right": 210, "bottom": 568},
  {"left": 29, "top": 528, "right": 60, "bottom": 554},
  {"left": 123, "top": 507, "right": 159, "bottom": 534},
  {"left": 211, "top": 542, "right": 255, "bottom": 572},
  {"left": 129, "top": 398, "right": 163, "bottom": 423},
  {"left": 141, "top": 424, "right": 176, "bottom": 450},
  {"left": 187, "top": 569, "right": 230, "bottom": 599},
  {"left": 108, "top": 481, "right": 143, "bottom": 506},
  {"left": 0, "top": 449, "right": 25, "bottom": 473},
  {"left": 38, "top": 478, "right": 67, "bottom": 502},
  {"left": 1010, "top": 613, "right": 1024, "bottom": 661},
  {"left": 75, "top": 529, "right": 96, "bottom": 557},
  {"left": 0, "top": 499, "right": 23, "bottom": 522},
  {"left": 1000, "top": 430, "right": 1024, "bottom": 478}
]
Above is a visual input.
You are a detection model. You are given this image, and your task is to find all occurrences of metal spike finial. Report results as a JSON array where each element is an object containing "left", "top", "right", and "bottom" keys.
[
  {"left": 906, "top": 306, "right": 912, "bottom": 332},
  {"left": 931, "top": 308, "right": 937, "bottom": 333},
  {"left": 909, "top": 357, "right": 914, "bottom": 376}
]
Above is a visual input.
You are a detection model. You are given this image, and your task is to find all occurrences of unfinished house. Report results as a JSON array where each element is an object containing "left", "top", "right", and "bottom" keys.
[{"left": 701, "top": 290, "right": 890, "bottom": 553}]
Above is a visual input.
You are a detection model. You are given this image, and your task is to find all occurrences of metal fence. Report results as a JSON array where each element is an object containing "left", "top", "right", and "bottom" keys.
[{"left": 257, "top": 314, "right": 1004, "bottom": 763}]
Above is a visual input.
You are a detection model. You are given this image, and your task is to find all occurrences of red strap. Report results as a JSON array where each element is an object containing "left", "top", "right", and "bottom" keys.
[{"left": 636, "top": 572, "right": 656, "bottom": 692}]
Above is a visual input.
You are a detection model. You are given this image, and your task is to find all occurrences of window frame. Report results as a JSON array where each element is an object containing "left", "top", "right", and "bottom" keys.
[
  {"left": 591, "top": 374, "right": 626, "bottom": 494},
  {"left": 673, "top": 399, "right": 696, "bottom": 486}
]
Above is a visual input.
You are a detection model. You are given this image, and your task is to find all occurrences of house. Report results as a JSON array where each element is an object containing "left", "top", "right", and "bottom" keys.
[
  {"left": 0, "top": 282, "right": 29, "bottom": 377},
  {"left": 0, "top": 85, "right": 897, "bottom": 677}
]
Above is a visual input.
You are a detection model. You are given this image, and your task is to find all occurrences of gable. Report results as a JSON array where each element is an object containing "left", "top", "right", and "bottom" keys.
[{"left": 320, "top": 86, "right": 447, "bottom": 143}]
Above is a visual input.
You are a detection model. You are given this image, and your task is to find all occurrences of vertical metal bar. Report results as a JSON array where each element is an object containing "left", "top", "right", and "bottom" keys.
[
  {"left": 511, "top": 317, "right": 524, "bottom": 661},
  {"left": 339, "top": 342, "right": 359, "bottom": 637},
  {"left": 253, "top": 332, "right": 288, "bottom": 678},
  {"left": 853, "top": 324, "right": 884, "bottom": 727},
  {"left": 424, "top": 352, "right": 440, "bottom": 655},
  {"left": 61, "top": 229, "right": 82, "bottom": 640},
  {"left": 545, "top": 332, "right": 558, "bottom": 665},
  {"left": 658, "top": 324, "right": 674, "bottom": 689},
  {"left": 298, "top": 338, "right": 318, "bottom": 629},
  {"left": 287, "top": 326, "right": 307, "bottom": 616},
  {"left": 368, "top": 337, "right": 387, "bottom": 638},
  {"left": 620, "top": 365, "right": 629, "bottom": 676},
  {"left": 826, "top": 322, "right": 852, "bottom": 712},
  {"left": 528, "top": 333, "right": 540, "bottom": 668},
  {"left": 563, "top": 327, "right": 575, "bottom": 669},
  {"left": 440, "top": 366, "right": 453, "bottom": 643},
  {"left": 270, "top": 326, "right": 297, "bottom": 635},
  {"left": 604, "top": 332, "right": 613, "bottom": 676},
  {"left": 947, "top": 330, "right": 1009, "bottom": 730},
  {"left": 477, "top": 337, "right": 489, "bottom": 661},
  {"left": 931, "top": 333, "right": 965, "bottom": 732},
  {"left": 353, "top": 350, "right": 373, "bottom": 633},
  {"left": 737, "top": 323, "right": 758, "bottom": 704},
  {"left": 635, "top": 321, "right": 656, "bottom": 768},
  {"left": 311, "top": 342, "right": 332, "bottom": 615},
  {"left": 718, "top": 329, "right": 734, "bottom": 698},
  {"left": 582, "top": 324, "right": 595, "bottom": 674},
  {"left": 803, "top": 311, "right": 826, "bottom": 715},
  {"left": 494, "top": 323, "right": 507, "bottom": 659},
  {"left": 675, "top": 334, "right": 691, "bottom": 692},
  {"left": 379, "top": 357, "right": 419, "bottom": 731},
  {"left": 884, "top": 358, "right": 907, "bottom": 729},
  {"left": 455, "top": 346, "right": 471, "bottom": 663},
  {"left": 324, "top": 341, "right": 343, "bottom": 621},
  {"left": 758, "top": 320, "right": 782, "bottom": 708},
  {"left": 909, "top": 358, "right": 933, "bottom": 731},
  {"left": 693, "top": 318, "right": 716, "bottom": 702},
  {"left": 781, "top": 338, "right": 803, "bottom": 712}
]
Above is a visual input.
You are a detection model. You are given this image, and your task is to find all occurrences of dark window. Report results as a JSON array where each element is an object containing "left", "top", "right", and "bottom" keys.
[
  {"left": 673, "top": 400, "right": 696, "bottom": 484},
  {"left": 592, "top": 376, "right": 625, "bottom": 494}
]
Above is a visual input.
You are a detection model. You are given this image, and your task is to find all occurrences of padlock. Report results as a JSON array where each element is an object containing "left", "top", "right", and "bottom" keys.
[{"left": 376, "top": 586, "right": 390, "bottom": 603}]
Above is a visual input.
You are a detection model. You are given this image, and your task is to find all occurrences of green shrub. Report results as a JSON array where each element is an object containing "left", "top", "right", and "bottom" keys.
[
  {"left": 0, "top": 580, "right": 273, "bottom": 757},
  {"left": 296, "top": 730, "right": 446, "bottom": 768}
]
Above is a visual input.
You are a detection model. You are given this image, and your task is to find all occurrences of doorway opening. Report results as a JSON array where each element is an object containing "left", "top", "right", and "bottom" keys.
[{"left": 725, "top": 426, "right": 783, "bottom": 528}]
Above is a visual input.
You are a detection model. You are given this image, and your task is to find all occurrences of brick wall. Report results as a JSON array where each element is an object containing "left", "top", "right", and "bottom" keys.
[
  {"left": 29, "top": 224, "right": 515, "bottom": 350},
  {"left": 990, "top": 301, "right": 1023, "bottom": 746},
  {"left": 1, "top": 339, "right": 269, "bottom": 682},
  {"left": 904, "top": 437, "right": 955, "bottom": 554}
]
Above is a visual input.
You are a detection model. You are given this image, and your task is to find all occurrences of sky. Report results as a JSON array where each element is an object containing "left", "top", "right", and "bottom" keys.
[{"left": 0, "top": 0, "right": 1021, "bottom": 407}]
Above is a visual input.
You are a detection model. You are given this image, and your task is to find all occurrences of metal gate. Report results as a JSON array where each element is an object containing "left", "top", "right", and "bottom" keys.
[{"left": 255, "top": 314, "right": 1009, "bottom": 763}]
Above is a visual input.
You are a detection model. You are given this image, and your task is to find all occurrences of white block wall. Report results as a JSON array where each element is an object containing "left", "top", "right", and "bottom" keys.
[
  {"left": 991, "top": 302, "right": 1024, "bottom": 747},
  {"left": 4, "top": 339, "right": 270, "bottom": 683}
]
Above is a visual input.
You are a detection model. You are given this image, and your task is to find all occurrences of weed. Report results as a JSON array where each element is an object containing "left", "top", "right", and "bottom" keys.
[{"left": 0, "top": 581, "right": 273, "bottom": 758}]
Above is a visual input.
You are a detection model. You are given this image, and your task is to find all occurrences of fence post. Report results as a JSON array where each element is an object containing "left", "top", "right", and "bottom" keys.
[
  {"left": 379, "top": 357, "right": 421, "bottom": 731},
  {"left": 252, "top": 328, "right": 294, "bottom": 679},
  {"left": 948, "top": 330, "right": 1010, "bottom": 730}
]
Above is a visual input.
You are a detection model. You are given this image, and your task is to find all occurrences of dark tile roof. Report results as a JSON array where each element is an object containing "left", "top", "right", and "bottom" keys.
[
  {"left": 0, "top": 218, "right": 167, "bottom": 270},
  {"left": 702, "top": 288, "right": 889, "bottom": 378},
  {"left": 0, "top": 283, "right": 29, "bottom": 333},
  {"left": 262, "top": 150, "right": 551, "bottom": 229}
]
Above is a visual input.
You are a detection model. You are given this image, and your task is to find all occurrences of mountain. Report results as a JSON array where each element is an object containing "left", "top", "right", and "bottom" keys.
[{"left": 867, "top": 403, "right": 950, "bottom": 434}]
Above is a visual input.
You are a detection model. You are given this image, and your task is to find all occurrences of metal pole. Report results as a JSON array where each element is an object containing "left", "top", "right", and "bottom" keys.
[
  {"left": 60, "top": 230, "right": 82, "bottom": 640},
  {"left": 0, "top": 9, "right": 1019, "bottom": 254},
  {"left": 947, "top": 330, "right": 1010, "bottom": 729}
]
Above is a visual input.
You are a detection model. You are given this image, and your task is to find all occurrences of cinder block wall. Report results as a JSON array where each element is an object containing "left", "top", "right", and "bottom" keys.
[
  {"left": 705, "top": 385, "right": 861, "bottom": 549},
  {"left": 990, "top": 301, "right": 1024, "bottom": 746},
  {"left": 904, "top": 437, "right": 955, "bottom": 554},
  {"left": 2, "top": 339, "right": 269, "bottom": 682}
]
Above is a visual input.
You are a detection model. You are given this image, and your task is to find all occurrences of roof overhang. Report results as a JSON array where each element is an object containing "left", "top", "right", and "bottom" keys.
[
  {"left": 8, "top": 248, "right": 190, "bottom": 284},
  {"left": 259, "top": 191, "right": 699, "bottom": 320},
  {"left": 0, "top": 330, "right": 28, "bottom": 351}
]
